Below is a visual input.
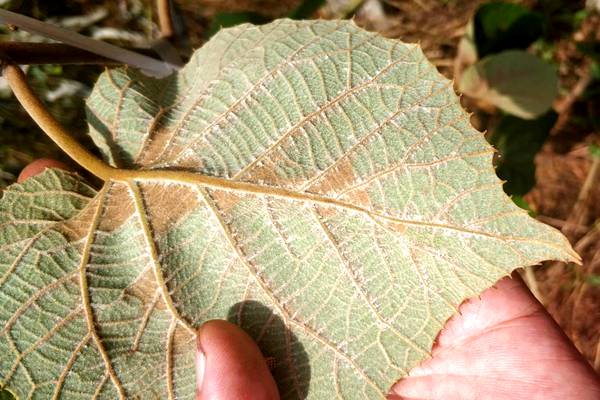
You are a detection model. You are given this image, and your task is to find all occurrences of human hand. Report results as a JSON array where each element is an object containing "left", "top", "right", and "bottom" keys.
[
  {"left": 193, "top": 275, "right": 600, "bottom": 400},
  {"left": 18, "top": 160, "right": 600, "bottom": 400},
  {"left": 387, "top": 276, "right": 600, "bottom": 400}
]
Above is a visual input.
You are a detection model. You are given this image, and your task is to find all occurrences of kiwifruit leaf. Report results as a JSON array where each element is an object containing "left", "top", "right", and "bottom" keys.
[{"left": 0, "top": 19, "right": 576, "bottom": 399}]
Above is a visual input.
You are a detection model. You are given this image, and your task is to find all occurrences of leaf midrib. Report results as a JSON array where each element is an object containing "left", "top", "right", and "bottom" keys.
[{"left": 104, "top": 167, "right": 574, "bottom": 256}]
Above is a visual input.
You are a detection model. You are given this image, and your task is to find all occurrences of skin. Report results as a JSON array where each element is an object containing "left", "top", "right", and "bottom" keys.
[
  {"left": 17, "top": 158, "right": 70, "bottom": 183},
  {"left": 19, "top": 160, "right": 600, "bottom": 400}
]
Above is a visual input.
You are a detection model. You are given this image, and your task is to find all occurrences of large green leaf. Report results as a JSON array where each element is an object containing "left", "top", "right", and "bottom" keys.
[
  {"left": 0, "top": 19, "right": 576, "bottom": 399},
  {"left": 473, "top": 1, "right": 544, "bottom": 58},
  {"left": 491, "top": 111, "right": 557, "bottom": 196},
  {"left": 459, "top": 50, "right": 558, "bottom": 119}
]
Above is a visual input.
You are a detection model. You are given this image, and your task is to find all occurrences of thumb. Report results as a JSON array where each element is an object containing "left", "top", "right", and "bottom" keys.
[
  {"left": 196, "top": 320, "right": 279, "bottom": 400},
  {"left": 17, "top": 158, "right": 70, "bottom": 182}
]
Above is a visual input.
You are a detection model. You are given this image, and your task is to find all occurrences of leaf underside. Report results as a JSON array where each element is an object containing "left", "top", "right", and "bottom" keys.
[{"left": 0, "top": 19, "right": 576, "bottom": 399}]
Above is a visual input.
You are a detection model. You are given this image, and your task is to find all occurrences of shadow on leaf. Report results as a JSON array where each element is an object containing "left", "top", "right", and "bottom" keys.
[{"left": 227, "top": 301, "right": 311, "bottom": 399}]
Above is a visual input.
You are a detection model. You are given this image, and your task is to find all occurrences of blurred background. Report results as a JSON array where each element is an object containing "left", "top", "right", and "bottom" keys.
[{"left": 0, "top": 0, "right": 599, "bottom": 374}]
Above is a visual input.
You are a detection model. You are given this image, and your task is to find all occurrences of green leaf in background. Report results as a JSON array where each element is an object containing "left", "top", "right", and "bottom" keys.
[
  {"left": 288, "top": 0, "right": 326, "bottom": 19},
  {"left": 207, "top": 11, "right": 271, "bottom": 37},
  {"left": 491, "top": 111, "right": 557, "bottom": 195},
  {"left": 591, "top": 62, "right": 600, "bottom": 81},
  {"left": 473, "top": 1, "right": 544, "bottom": 58},
  {"left": 208, "top": 0, "right": 327, "bottom": 38},
  {"left": 589, "top": 143, "right": 600, "bottom": 159},
  {"left": 576, "top": 41, "right": 600, "bottom": 62},
  {"left": 0, "top": 19, "right": 576, "bottom": 399},
  {"left": 511, "top": 195, "right": 536, "bottom": 216},
  {"left": 459, "top": 50, "right": 558, "bottom": 119},
  {"left": 587, "top": 274, "right": 600, "bottom": 286}
]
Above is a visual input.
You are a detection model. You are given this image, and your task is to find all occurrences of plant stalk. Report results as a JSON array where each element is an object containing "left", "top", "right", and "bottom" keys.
[
  {"left": 563, "top": 157, "right": 600, "bottom": 237},
  {"left": 157, "top": 0, "right": 175, "bottom": 39},
  {"left": 1, "top": 63, "right": 114, "bottom": 181},
  {"left": 0, "top": 8, "right": 175, "bottom": 77},
  {"left": 0, "top": 42, "right": 159, "bottom": 65}
]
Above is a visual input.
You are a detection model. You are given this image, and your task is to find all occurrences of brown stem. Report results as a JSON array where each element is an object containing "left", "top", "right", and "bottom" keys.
[
  {"left": 536, "top": 215, "right": 589, "bottom": 234},
  {"left": 521, "top": 266, "right": 544, "bottom": 304},
  {"left": 153, "top": 0, "right": 183, "bottom": 67},
  {"left": 157, "top": 0, "right": 175, "bottom": 39},
  {"left": 563, "top": 157, "right": 600, "bottom": 237},
  {"left": 551, "top": 65, "right": 593, "bottom": 136},
  {"left": 0, "top": 42, "right": 159, "bottom": 65},
  {"left": 1, "top": 62, "right": 114, "bottom": 180}
]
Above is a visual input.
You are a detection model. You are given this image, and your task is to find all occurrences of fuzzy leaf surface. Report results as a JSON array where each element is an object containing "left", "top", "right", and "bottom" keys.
[{"left": 0, "top": 19, "right": 576, "bottom": 399}]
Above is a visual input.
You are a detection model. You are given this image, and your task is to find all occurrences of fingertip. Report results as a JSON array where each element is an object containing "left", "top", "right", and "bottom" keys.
[
  {"left": 196, "top": 320, "right": 279, "bottom": 400},
  {"left": 17, "top": 159, "right": 70, "bottom": 183}
]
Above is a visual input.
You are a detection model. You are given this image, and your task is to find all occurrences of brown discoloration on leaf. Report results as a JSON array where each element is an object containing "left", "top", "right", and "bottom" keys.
[
  {"left": 138, "top": 183, "right": 199, "bottom": 236},
  {"left": 61, "top": 200, "right": 100, "bottom": 241},
  {"left": 175, "top": 152, "right": 205, "bottom": 172},
  {"left": 207, "top": 188, "right": 244, "bottom": 215},
  {"left": 340, "top": 189, "right": 374, "bottom": 211},
  {"left": 307, "top": 157, "right": 359, "bottom": 196},
  {"left": 137, "top": 123, "right": 180, "bottom": 166},
  {"left": 375, "top": 217, "right": 407, "bottom": 235},
  {"left": 314, "top": 204, "right": 337, "bottom": 219},
  {"left": 172, "top": 324, "right": 195, "bottom": 353},
  {"left": 128, "top": 268, "right": 168, "bottom": 310},
  {"left": 99, "top": 183, "right": 135, "bottom": 231},
  {"left": 245, "top": 158, "right": 307, "bottom": 189}
]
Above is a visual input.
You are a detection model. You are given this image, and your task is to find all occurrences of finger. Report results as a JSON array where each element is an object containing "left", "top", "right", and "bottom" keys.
[
  {"left": 389, "top": 275, "right": 600, "bottom": 400},
  {"left": 196, "top": 320, "right": 279, "bottom": 400},
  {"left": 17, "top": 158, "right": 70, "bottom": 183},
  {"left": 433, "top": 274, "right": 543, "bottom": 348}
]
